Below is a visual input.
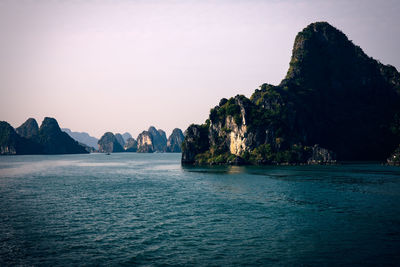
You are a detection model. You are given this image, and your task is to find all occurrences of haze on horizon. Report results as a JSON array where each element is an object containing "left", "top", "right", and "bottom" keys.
[{"left": 0, "top": 0, "right": 399, "bottom": 138}]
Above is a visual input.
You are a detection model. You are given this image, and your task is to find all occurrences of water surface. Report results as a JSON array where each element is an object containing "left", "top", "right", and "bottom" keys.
[{"left": 1, "top": 154, "right": 399, "bottom": 266}]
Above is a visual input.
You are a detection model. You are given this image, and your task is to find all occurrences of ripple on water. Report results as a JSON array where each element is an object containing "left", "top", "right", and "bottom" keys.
[{"left": 0, "top": 154, "right": 400, "bottom": 265}]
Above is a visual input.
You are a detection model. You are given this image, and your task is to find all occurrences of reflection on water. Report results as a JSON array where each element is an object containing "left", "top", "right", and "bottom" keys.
[{"left": 181, "top": 165, "right": 248, "bottom": 175}]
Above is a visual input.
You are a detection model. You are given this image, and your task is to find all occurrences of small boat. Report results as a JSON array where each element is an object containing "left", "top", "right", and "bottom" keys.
[{"left": 106, "top": 152, "right": 111, "bottom": 155}]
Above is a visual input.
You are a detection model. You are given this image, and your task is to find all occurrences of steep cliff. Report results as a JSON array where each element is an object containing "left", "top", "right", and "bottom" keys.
[
  {"left": 136, "top": 126, "right": 168, "bottom": 153},
  {"left": 136, "top": 131, "right": 154, "bottom": 153},
  {"left": 181, "top": 124, "right": 210, "bottom": 164},
  {"left": 166, "top": 128, "right": 184, "bottom": 152},
  {"left": 0, "top": 121, "right": 19, "bottom": 154},
  {"left": 37, "top": 117, "right": 88, "bottom": 154},
  {"left": 16, "top": 118, "right": 39, "bottom": 139},
  {"left": 98, "top": 132, "right": 124, "bottom": 153},
  {"left": 124, "top": 137, "right": 138, "bottom": 152},
  {"left": 122, "top": 132, "right": 132, "bottom": 142},
  {"left": 182, "top": 22, "right": 400, "bottom": 165},
  {"left": 148, "top": 126, "right": 167, "bottom": 152},
  {"left": 1, "top": 118, "right": 88, "bottom": 155},
  {"left": 115, "top": 133, "right": 125, "bottom": 147},
  {"left": 0, "top": 121, "right": 41, "bottom": 154}
]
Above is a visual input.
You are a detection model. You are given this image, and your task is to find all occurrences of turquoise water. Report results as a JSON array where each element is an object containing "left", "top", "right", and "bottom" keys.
[{"left": 1, "top": 154, "right": 400, "bottom": 266}]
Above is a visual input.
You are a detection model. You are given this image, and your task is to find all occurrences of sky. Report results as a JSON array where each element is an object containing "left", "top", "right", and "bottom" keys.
[{"left": 0, "top": 0, "right": 399, "bottom": 139}]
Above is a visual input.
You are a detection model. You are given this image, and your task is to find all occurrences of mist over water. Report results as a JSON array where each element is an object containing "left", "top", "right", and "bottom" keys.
[{"left": 1, "top": 154, "right": 400, "bottom": 265}]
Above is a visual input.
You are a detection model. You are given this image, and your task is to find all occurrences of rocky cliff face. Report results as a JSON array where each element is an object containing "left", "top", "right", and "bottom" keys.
[
  {"left": 136, "top": 126, "right": 168, "bottom": 153},
  {"left": 136, "top": 131, "right": 154, "bottom": 153},
  {"left": 122, "top": 132, "right": 132, "bottom": 142},
  {"left": 0, "top": 121, "right": 23, "bottom": 154},
  {"left": 98, "top": 132, "right": 124, "bottom": 153},
  {"left": 148, "top": 126, "right": 167, "bottom": 152},
  {"left": 181, "top": 124, "right": 209, "bottom": 164},
  {"left": 37, "top": 117, "right": 88, "bottom": 154},
  {"left": 1, "top": 118, "right": 88, "bottom": 155},
  {"left": 124, "top": 138, "right": 138, "bottom": 152},
  {"left": 1, "top": 121, "right": 45, "bottom": 155},
  {"left": 166, "top": 128, "right": 184, "bottom": 152},
  {"left": 182, "top": 22, "right": 400, "bottom": 165},
  {"left": 115, "top": 133, "right": 125, "bottom": 147},
  {"left": 16, "top": 118, "right": 39, "bottom": 139}
]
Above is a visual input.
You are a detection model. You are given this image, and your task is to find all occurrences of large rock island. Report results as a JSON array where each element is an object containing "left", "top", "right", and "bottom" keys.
[
  {"left": 98, "top": 132, "right": 125, "bottom": 153},
  {"left": 167, "top": 128, "right": 185, "bottom": 152},
  {"left": 182, "top": 22, "right": 400, "bottom": 165},
  {"left": 136, "top": 126, "right": 167, "bottom": 153}
]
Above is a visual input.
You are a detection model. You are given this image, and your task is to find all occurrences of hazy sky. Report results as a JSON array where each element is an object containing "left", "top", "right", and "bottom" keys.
[{"left": 1, "top": 0, "right": 399, "bottom": 138}]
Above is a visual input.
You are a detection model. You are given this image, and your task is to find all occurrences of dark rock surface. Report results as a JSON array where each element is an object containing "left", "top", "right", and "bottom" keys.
[
  {"left": 148, "top": 126, "right": 167, "bottom": 152},
  {"left": 16, "top": 118, "right": 39, "bottom": 139},
  {"left": 98, "top": 132, "right": 124, "bottom": 153},
  {"left": 124, "top": 138, "right": 138, "bottom": 152},
  {"left": 0, "top": 121, "right": 39, "bottom": 154},
  {"left": 181, "top": 124, "right": 209, "bottom": 164},
  {"left": 1, "top": 118, "right": 88, "bottom": 155},
  {"left": 122, "top": 132, "right": 132, "bottom": 142},
  {"left": 37, "top": 117, "right": 88, "bottom": 154},
  {"left": 166, "top": 128, "right": 184, "bottom": 152},
  {"left": 115, "top": 133, "right": 125, "bottom": 147}
]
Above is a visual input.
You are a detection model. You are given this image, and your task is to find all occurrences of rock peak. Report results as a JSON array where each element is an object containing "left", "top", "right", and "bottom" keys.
[
  {"left": 16, "top": 118, "right": 39, "bottom": 138},
  {"left": 40, "top": 117, "right": 60, "bottom": 130},
  {"left": 182, "top": 21, "right": 400, "bottom": 165}
]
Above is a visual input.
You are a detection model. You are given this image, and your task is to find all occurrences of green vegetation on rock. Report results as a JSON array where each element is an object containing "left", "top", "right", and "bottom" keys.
[{"left": 181, "top": 22, "right": 400, "bottom": 165}]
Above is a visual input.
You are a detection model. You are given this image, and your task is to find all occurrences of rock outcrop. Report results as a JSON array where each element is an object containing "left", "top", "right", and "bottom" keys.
[
  {"left": 16, "top": 118, "right": 39, "bottom": 139},
  {"left": 148, "top": 126, "right": 167, "bottom": 152},
  {"left": 98, "top": 132, "right": 124, "bottom": 153},
  {"left": 136, "top": 126, "right": 168, "bottom": 153},
  {"left": 36, "top": 117, "right": 88, "bottom": 154},
  {"left": 166, "top": 128, "right": 184, "bottom": 152},
  {"left": 0, "top": 121, "right": 18, "bottom": 154},
  {"left": 1, "top": 117, "right": 89, "bottom": 155},
  {"left": 122, "top": 132, "right": 132, "bottom": 142},
  {"left": 181, "top": 125, "right": 209, "bottom": 164},
  {"left": 0, "top": 121, "right": 36, "bottom": 155},
  {"left": 182, "top": 22, "right": 400, "bottom": 165},
  {"left": 124, "top": 138, "right": 138, "bottom": 152},
  {"left": 62, "top": 128, "right": 98, "bottom": 149},
  {"left": 115, "top": 133, "right": 125, "bottom": 147},
  {"left": 136, "top": 131, "right": 154, "bottom": 153}
]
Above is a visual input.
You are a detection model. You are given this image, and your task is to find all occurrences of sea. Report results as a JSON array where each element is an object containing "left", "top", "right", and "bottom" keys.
[{"left": 0, "top": 153, "right": 399, "bottom": 266}]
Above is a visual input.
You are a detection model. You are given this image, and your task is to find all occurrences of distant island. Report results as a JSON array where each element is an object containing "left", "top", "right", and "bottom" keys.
[
  {"left": 181, "top": 22, "right": 400, "bottom": 166},
  {"left": 0, "top": 117, "right": 185, "bottom": 155},
  {"left": 62, "top": 128, "right": 99, "bottom": 149},
  {"left": 0, "top": 117, "right": 88, "bottom": 155},
  {"left": 97, "top": 127, "right": 184, "bottom": 153}
]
